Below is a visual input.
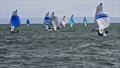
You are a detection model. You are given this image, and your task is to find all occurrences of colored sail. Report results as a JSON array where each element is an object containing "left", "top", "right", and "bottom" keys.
[{"left": 11, "top": 15, "right": 20, "bottom": 28}]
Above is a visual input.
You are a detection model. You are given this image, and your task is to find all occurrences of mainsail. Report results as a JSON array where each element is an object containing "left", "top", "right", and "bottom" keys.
[
  {"left": 44, "top": 12, "right": 51, "bottom": 25},
  {"left": 10, "top": 10, "right": 20, "bottom": 28},
  {"left": 51, "top": 12, "right": 59, "bottom": 30},
  {"left": 96, "top": 12, "right": 110, "bottom": 30},
  {"left": 83, "top": 16, "right": 87, "bottom": 27},
  {"left": 26, "top": 19, "right": 30, "bottom": 26},
  {"left": 69, "top": 15, "right": 75, "bottom": 27},
  {"left": 10, "top": 15, "right": 20, "bottom": 28},
  {"left": 95, "top": 3, "right": 110, "bottom": 30}
]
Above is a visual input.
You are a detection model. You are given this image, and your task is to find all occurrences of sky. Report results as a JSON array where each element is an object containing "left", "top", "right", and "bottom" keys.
[{"left": 0, "top": 0, "right": 120, "bottom": 19}]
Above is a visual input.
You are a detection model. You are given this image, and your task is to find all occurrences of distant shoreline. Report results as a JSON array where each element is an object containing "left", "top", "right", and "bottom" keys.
[
  {"left": 0, "top": 17, "right": 120, "bottom": 24},
  {"left": 0, "top": 23, "right": 120, "bottom": 25}
]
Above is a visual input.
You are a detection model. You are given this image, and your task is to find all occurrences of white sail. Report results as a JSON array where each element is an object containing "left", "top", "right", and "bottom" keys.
[
  {"left": 51, "top": 12, "right": 59, "bottom": 31},
  {"left": 96, "top": 12, "right": 110, "bottom": 30},
  {"left": 95, "top": 3, "right": 110, "bottom": 30}
]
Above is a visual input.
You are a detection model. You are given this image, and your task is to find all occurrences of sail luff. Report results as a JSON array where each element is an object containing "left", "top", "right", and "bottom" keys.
[{"left": 94, "top": 3, "right": 103, "bottom": 23}]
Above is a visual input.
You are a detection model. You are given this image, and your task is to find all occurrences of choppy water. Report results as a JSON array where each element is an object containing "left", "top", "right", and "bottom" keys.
[{"left": 0, "top": 24, "right": 120, "bottom": 68}]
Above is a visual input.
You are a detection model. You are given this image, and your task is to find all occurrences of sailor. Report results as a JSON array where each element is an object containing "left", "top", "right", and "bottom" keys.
[{"left": 98, "top": 29, "right": 108, "bottom": 36}]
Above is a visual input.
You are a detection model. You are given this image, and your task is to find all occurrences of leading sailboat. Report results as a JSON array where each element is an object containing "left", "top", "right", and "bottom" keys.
[{"left": 94, "top": 3, "right": 110, "bottom": 36}]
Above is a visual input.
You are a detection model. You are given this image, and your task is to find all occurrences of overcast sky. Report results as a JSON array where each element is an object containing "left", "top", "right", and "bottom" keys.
[{"left": 0, "top": 0, "right": 120, "bottom": 19}]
